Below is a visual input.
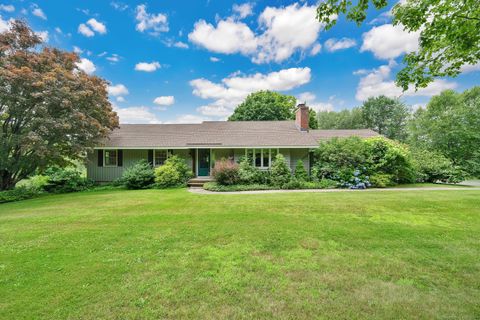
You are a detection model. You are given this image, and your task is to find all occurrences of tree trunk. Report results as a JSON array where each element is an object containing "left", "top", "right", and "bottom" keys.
[{"left": 0, "top": 170, "right": 17, "bottom": 191}]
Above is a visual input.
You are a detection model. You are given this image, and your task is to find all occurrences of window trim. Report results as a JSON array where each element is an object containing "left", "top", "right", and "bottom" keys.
[
  {"left": 245, "top": 148, "right": 279, "bottom": 169},
  {"left": 104, "top": 149, "right": 118, "bottom": 167},
  {"left": 153, "top": 149, "right": 169, "bottom": 167}
]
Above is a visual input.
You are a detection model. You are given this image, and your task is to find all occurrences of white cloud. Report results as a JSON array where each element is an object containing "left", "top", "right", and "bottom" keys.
[
  {"left": 114, "top": 105, "right": 161, "bottom": 124},
  {"left": 116, "top": 96, "right": 125, "bottom": 103},
  {"left": 31, "top": 4, "right": 47, "bottom": 20},
  {"left": 361, "top": 24, "right": 420, "bottom": 59},
  {"left": 78, "top": 23, "right": 94, "bottom": 37},
  {"left": 111, "top": 1, "right": 128, "bottom": 11},
  {"left": 232, "top": 3, "right": 253, "bottom": 19},
  {"left": 73, "top": 46, "right": 83, "bottom": 54},
  {"left": 134, "top": 61, "right": 161, "bottom": 72},
  {"left": 188, "top": 19, "right": 257, "bottom": 55},
  {"left": 106, "top": 54, "right": 120, "bottom": 63},
  {"left": 0, "top": 15, "right": 11, "bottom": 32},
  {"left": 191, "top": 67, "right": 311, "bottom": 117},
  {"left": 173, "top": 41, "right": 188, "bottom": 49},
  {"left": 135, "top": 4, "right": 168, "bottom": 35},
  {"left": 76, "top": 58, "right": 96, "bottom": 75},
  {"left": 461, "top": 62, "right": 480, "bottom": 73},
  {"left": 54, "top": 27, "right": 62, "bottom": 34},
  {"left": 210, "top": 57, "right": 220, "bottom": 62},
  {"left": 297, "top": 92, "right": 334, "bottom": 112},
  {"left": 108, "top": 84, "right": 129, "bottom": 97},
  {"left": 153, "top": 96, "right": 175, "bottom": 106},
  {"left": 0, "top": 4, "right": 14, "bottom": 12},
  {"left": 324, "top": 38, "right": 356, "bottom": 52},
  {"left": 168, "top": 114, "right": 208, "bottom": 124},
  {"left": 355, "top": 62, "right": 457, "bottom": 101},
  {"left": 253, "top": 3, "right": 322, "bottom": 63},
  {"left": 188, "top": 3, "right": 324, "bottom": 64},
  {"left": 35, "top": 30, "right": 48, "bottom": 42},
  {"left": 310, "top": 43, "right": 322, "bottom": 56},
  {"left": 87, "top": 18, "right": 107, "bottom": 34}
]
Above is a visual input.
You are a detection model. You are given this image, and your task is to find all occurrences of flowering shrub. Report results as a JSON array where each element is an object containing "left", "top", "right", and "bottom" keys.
[{"left": 212, "top": 158, "right": 240, "bottom": 185}]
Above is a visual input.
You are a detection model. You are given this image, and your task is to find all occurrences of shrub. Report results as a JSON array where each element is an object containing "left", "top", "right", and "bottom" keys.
[
  {"left": 212, "top": 158, "right": 240, "bottom": 185},
  {"left": 0, "top": 185, "right": 41, "bottom": 204},
  {"left": 43, "top": 167, "right": 93, "bottom": 193},
  {"left": 294, "top": 160, "right": 309, "bottom": 181},
  {"left": 270, "top": 154, "right": 291, "bottom": 187},
  {"left": 154, "top": 155, "right": 193, "bottom": 188},
  {"left": 366, "top": 137, "right": 415, "bottom": 184},
  {"left": 282, "top": 178, "right": 337, "bottom": 190},
  {"left": 121, "top": 160, "right": 155, "bottom": 189},
  {"left": 312, "top": 136, "right": 416, "bottom": 187},
  {"left": 411, "top": 148, "right": 465, "bottom": 183},
  {"left": 370, "top": 173, "right": 395, "bottom": 188},
  {"left": 203, "top": 182, "right": 275, "bottom": 192},
  {"left": 16, "top": 175, "right": 49, "bottom": 190}
]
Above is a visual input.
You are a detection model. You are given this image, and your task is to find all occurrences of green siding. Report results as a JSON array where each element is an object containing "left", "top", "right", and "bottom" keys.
[{"left": 87, "top": 148, "right": 311, "bottom": 182}]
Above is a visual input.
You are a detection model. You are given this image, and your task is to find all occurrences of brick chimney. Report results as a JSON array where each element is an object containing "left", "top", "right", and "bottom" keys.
[{"left": 295, "top": 103, "right": 309, "bottom": 132}]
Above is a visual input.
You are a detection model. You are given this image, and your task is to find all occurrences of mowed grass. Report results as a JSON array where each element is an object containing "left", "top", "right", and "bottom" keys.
[{"left": 1, "top": 189, "right": 480, "bottom": 319}]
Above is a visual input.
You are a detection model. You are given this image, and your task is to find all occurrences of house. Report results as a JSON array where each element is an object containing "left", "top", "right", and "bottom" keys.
[{"left": 86, "top": 105, "right": 378, "bottom": 182}]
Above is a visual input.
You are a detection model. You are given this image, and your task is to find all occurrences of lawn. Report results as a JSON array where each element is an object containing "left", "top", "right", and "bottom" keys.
[{"left": 1, "top": 188, "right": 480, "bottom": 319}]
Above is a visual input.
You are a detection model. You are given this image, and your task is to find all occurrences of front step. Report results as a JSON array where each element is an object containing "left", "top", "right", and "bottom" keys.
[{"left": 188, "top": 177, "right": 214, "bottom": 188}]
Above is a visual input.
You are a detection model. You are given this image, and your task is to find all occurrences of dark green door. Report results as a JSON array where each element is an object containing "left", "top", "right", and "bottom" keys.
[{"left": 198, "top": 149, "right": 210, "bottom": 176}]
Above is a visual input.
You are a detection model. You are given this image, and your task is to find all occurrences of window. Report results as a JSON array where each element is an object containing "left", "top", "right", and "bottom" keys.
[
  {"left": 154, "top": 150, "right": 168, "bottom": 166},
  {"left": 104, "top": 150, "right": 118, "bottom": 166},
  {"left": 245, "top": 148, "right": 279, "bottom": 168}
]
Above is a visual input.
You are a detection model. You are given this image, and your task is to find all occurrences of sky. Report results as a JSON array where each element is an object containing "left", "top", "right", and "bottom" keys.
[{"left": 0, "top": 0, "right": 478, "bottom": 124}]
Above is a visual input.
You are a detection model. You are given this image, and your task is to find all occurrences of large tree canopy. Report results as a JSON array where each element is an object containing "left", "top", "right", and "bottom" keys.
[
  {"left": 229, "top": 90, "right": 319, "bottom": 129},
  {"left": 317, "top": 108, "right": 365, "bottom": 130},
  {"left": 316, "top": 0, "right": 480, "bottom": 90},
  {"left": 409, "top": 87, "right": 480, "bottom": 176},
  {"left": 362, "top": 96, "right": 410, "bottom": 141},
  {"left": 0, "top": 21, "right": 118, "bottom": 190}
]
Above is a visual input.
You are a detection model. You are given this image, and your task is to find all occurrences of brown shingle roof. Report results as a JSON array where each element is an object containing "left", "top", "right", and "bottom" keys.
[{"left": 99, "top": 121, "right": 378, "bottom": 148}]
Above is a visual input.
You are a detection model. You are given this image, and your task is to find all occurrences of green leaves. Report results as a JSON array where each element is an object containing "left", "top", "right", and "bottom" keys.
[{"left": 316, "top": 0, "right": 480, "bottom": 90}]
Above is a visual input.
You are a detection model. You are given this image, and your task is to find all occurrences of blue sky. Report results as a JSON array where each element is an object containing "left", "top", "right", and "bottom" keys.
[{"left": 0, "top": 0, "right": 478, "bottom": 123}]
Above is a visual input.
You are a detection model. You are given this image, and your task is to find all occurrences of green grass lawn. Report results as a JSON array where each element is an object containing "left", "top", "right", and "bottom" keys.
[{"left": 1, "top": 189, "right": 480, "bottom": 319}]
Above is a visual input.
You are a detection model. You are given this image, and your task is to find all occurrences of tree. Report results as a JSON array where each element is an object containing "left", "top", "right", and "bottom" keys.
[
  {"left": 0, "top": 21, "right": 118, "bottom": 190},
  {"left": 361, "top": 96, "right": 410, "bottom": 141},
  {"left": 409, "top": 87, "right": 480, "bottom": 176},
  {"left": 229, "top": 91, "right": 297, "bottom": 122},
  {"left": 316, "top": 0, "right": 480, "bottom": 90},
  {"left": 317, "top": 108, "right": 365, "bottom": 129},
  {"left": 308, "top": 109, "right": 319, "bottom": 129}
]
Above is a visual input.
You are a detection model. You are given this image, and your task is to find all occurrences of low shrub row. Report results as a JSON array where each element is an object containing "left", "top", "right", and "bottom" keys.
[
  {"left": 117, "top": 155, "right": 193, "bottom": 190},
  {"left": 203, "top": 179, "right": 338, "bottom": 192}
]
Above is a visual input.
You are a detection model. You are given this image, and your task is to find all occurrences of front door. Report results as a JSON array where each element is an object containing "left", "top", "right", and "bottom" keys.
[{"left": 198, "top": 149, "right": 210, "bottom": 176}]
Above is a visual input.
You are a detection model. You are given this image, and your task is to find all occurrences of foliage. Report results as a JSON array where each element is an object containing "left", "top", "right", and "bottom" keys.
[
  {"left": 237, "top": 156, "right": 271, "bottom": 184},
  {"left": 43, "top": 167, "right": 94, "bottom": 193},
  {"left": 212, "top": 159, "right": 240, "bottom": 186},
  {"left": 411, "top": 148, "right": 465, "bottom": 183},
  {"left": 0, "top": 21, "right": 118, "bottom": 191},
  {"left": 229, "top": 91, "right": 297, "bottom": 121},
  {"left": 313, "top": 137, "right": 370, "bottom": 181},
  {"left": 281, "top": 178, "right": 337, "bottom": 190},
  {"left": 366, "top": 137, "right": 415, "bottom": 183},
  {"left": 409, "top": 87, "right": 480, "bottom": 176},
  {"left": 120, "top": 160, "right": 155, "bottom": 189},
  {"left": 308, "top": 109, "right": 319, "bottom": 129},
  {"left": 370, "top": 173, "right": 395, "bottom": 188},
  {"left": 294, "top": 160, "right": 309, "bottom": 181},
  {"left": 313, "top": 136, "right": 415, "bottom": 188},
  {"left": 316, "top": 0, "right": 480, "bottom": 90},
  {"left": 16, "top": 175, "right": 49, "bottom": 190},
  {"left": 154, "top": 156, "right": 193, "bottom": 188},
  {"left": 203, "top": 182, "right": 276, "bottom": 192},
  {"left": 361, "top": 96, "right": 410, "bottom": 141},
  {"left": 270, "top": 154, "right": 291, "bottom": 187},
  {"left": 317, "top": 108, "right": 366, "bottom": 129},
  {"left": 0, "top": 185, "right": 41, "bottom": 204}
]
